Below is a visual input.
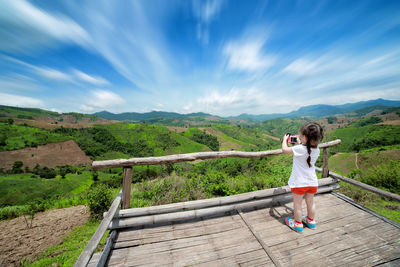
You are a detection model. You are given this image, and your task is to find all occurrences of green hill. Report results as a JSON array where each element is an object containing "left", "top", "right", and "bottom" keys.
[
  {"left": 0, "top": 105, "right": 99, "bottom": 123},
  {"left": 212, "top": 124, "right": 280, "bottom": 151},
  {"left": 0, "top": 123, "right": 71, "bottom": 151},
  {"left": 327, "top": 124, "right": 400, "bottom": 153}
]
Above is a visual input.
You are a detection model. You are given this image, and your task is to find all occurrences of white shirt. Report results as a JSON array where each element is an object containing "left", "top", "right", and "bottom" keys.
[{"left": 288, "top": 144, "right": 320, "bottom": 188}]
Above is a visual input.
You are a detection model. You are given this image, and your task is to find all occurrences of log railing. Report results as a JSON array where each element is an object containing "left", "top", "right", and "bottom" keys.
[
  {"left": 93, "top": 139, "right": 342, "bottom": 210},
  {"left": 75, "top": 139, "right": 341, "bottom": 267}
]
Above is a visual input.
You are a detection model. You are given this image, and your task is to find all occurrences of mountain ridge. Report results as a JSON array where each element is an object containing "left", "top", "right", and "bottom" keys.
[{"left": 94, "top": 98, "right": 400, "bottom": 122}]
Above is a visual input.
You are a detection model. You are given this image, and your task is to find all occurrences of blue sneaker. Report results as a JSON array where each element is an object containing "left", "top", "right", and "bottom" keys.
[
  {"left": 285, "top": 217, "right": 303, "bottom": 233},
  {"left": 302, "top": 215, "right": 316, "bottom": 230}
]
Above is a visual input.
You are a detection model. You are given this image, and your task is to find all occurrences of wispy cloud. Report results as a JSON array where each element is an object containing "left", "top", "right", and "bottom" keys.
[
  {"left": 0, "top": 92, "right": 43, "bottom": 107},
  {"left": 73, "top": 70, "right": 110, "bottom": 86},
  {"left": 223, "top": 32, "right": 275, "bottom": 72},
  {"left": 282, "top": 58, "right": 319, "bottom": 76},
  {"left": 80, "top": 90, "right": 125, "bottom": 112},
  {"left": 0, "top": 0, "right": 90, "bottom": 52},
  {"left": 3, "top": 56, "right": 110, "bottom": 86},
  {"left": 183, "top": 87, "right": 271, "bottom": 115},
  {"left": 35, "top": 67, "right": 73, "bottom": 82},
  {"left": 192, "top": 0, "right": 226, "bottom": 45}
]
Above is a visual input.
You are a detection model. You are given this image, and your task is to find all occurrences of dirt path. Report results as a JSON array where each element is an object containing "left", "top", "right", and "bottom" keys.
[{"left": 0, "top": 205, "right": 89, "bottom": 266}]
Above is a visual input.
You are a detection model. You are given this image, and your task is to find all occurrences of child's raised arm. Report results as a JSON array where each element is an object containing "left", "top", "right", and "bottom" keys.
[{"left": 282, "top": 134, "right": 293, "bottom": 154}]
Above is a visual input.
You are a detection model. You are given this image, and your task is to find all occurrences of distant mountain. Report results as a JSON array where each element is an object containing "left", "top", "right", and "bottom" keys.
[
  {"left": 93, "top": 110, "right": 213, "bottom": 121},
  {"left": 231, "top": 99, "right": 400, "bottom": 121}
]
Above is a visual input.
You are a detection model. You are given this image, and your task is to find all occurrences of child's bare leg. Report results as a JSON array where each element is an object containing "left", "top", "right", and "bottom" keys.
[
  {"left": 292, "top": 193, "right": 303, "bottom": 222},
  {"left": 304, "top": 193, "right": 315, "bottom": 219}
]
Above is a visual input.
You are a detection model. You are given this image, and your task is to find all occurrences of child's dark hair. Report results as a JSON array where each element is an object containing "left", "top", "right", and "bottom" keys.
[{"left": 300, "top": 121, "right": 324, "bottom": 168}]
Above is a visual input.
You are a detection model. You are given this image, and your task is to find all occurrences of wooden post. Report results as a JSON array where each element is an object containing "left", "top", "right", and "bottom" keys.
[
  {"left": 322, "top": 148, "right": 329, "bottom": 178},
  {"left": 122, "top": 167, "right": 132, "bottom": 209}
]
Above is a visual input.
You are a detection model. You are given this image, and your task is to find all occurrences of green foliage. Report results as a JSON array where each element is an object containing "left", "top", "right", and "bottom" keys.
[
  {"left": 12, "top": 160, "right": 24, "bottom": 174},
  {"left": 257, "top": 118, "right": 305, "bottom": 138},
  {"left": 0, "top": 170, "right": 99, "bottom": 217},
  {"left": 327, "top": 116, "right": 337, "bottom": 124},
  {"left": 348, "top": 116, "right": 383, "bottom": 128},
  {"left": 360, "top": 161, "right": 400, "bottom": 194},
  {"left": 131, "top": 155, "right": 293, "bottom": 208},
  {"left": 184, "top": 128, "right": 220, "bottom": 151},
  {"left": 86, "top": 183, "right": 113, "bottom": 219},
  {"left": 0, "top": 123, "right": 70, "bottom": 151},
  {"left": 213, "top": 124, "right": 280, "bottom": 151},
  {"left": 32, "top": 165, "right": 57, "bottom": 179},
  {"left": 328, "top": 125, "right": 400, "bottom": 152},
  {"left": 0, "top": 205, "right": 27, "bottom": 220}
]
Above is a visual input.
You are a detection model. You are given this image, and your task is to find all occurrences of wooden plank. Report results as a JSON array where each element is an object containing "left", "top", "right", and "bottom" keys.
[
  {"left": 74, "top": 190, "right": 122, "bottom": 267},
  {"left": 121, "top": 167, "right": 132, "bottom": 209},
  {"left": 238, "top": 211, "right": 283, "bottom": 267},
  {"left": 92, "top": 139, "right": 341, "bottom": 169},
  {"left": 332, "top": 192, "right": 400, "bottom": 229},
  {"left": 109, "top": 227, "right": 262, "bottom": 266},
  {"left": 96, "top": 230, "right": 116, "bottom": 267}
]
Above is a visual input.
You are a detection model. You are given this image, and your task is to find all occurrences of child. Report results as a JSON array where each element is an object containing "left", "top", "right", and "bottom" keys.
[{"left": 282, "top": 121, "right": 324, "bottom": 233}]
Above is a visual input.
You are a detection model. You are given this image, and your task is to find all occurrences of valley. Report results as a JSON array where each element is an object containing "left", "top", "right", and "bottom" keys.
[{"left": 0, "top": 100, "right": 399, "bottom": 265}]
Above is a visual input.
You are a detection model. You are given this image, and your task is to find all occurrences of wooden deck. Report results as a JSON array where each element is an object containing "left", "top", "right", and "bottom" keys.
[{"left": 91, "top": 192, "right": 400, "bottom": 266}]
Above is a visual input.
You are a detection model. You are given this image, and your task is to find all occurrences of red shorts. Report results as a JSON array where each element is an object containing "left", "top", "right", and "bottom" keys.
[{"left": 291, "top": 186, "right": 318, "bottom": 195}]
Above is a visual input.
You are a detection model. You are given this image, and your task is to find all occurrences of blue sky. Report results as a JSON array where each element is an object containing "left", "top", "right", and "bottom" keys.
[{"left": 0, "top": 0, "right": 399, "bottom": 116}]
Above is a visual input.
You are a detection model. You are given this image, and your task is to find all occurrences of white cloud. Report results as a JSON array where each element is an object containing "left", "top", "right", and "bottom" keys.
[
  {"left": 184, "top": 87, "right": 271, "bottom": 115},
  {"left": 282, "top": 58, "right": 318, "bottom": 76},
  {"left": 80, "top": 90, "right": 125, "bottom": 112},
  {"left": 0, "top": 0, "right": 90, "bottom": 52},
  {"left": 223, "top": 38, "right": 274, "bottom": 72},
  {"left": 73, "top": 70, "right": 110, "bottom": 86},
  {"left": 35, "top": 67, "right": 73, "bottom": 82},
  {"left": 192, "top": 0, "right": 225, "bottom": 45},
  {"left": 0, "top": 93, "right": 43, "bottom": 107},
  {"left": 79, "top": 104, "right": 95, "bottom": 112}
]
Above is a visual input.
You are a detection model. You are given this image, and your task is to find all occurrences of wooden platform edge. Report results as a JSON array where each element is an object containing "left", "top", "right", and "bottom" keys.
[
  {"left": 332, "top": 192, "right": 400, "bottom": 230},
  {"left": 74, "top": 190, "right": 122, "bottom": 267}
]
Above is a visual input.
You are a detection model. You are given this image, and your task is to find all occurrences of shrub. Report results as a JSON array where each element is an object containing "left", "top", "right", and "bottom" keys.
[
  {"left": 38, "top": 167, "right": 57, "bottom": 179},
  {"left": 91, "top": 171, "right": 99, "bottom": 181},
  {"left": 11, "top": 161, "right": 24, "bottom": 174},
  {"left": 86, "top": 184, "right": 113, "bottom": 219},
  {"left": 361, "top": 161, "right": 400, "bottom": 194}
]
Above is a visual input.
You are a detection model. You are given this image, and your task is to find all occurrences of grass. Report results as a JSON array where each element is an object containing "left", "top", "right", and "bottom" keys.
[
  {"left": 0, "top": 170, "right": 121, "bottom": 220},
  {"left": 0, "top": 123, "right": 71, "bottom": 151},
  {"left": 96, "top": 123, "right": 210, "bottom": 155},
  {"left": 22, "top": 219, "right": 107, "bottom": 266},
  {"left": 0, "top": 172, "right": 93, "bottom": 207}
]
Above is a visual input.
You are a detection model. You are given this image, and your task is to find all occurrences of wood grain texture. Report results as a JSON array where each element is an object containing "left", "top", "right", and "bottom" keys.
[
  {"left": 121, "top": 167, "right": 132, "bottom": 209},
  {"left": 104, "top": 193, "right": 400, "bottom": 267}
]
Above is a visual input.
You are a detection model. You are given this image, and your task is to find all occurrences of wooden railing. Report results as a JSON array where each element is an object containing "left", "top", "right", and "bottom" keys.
[{"left": 75, "top": 139, "right": 341, "bottom": 267}]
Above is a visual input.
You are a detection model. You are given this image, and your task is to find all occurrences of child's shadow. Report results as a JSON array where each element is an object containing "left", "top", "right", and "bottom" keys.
[{"left": 268, "top": 200, "right": 293, "bottom": 226}]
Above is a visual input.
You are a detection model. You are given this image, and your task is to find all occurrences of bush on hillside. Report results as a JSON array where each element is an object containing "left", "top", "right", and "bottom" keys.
[
  {"left": 189, "top": 131, "right": 219, "bottom": 151},
  {"left": 86, "top": 184, "right": 113, "bottom": 219},
  {"left": 361, "top": 161, "right": 400, "bottom": 194},
  {"left": 11, "top": 161, "right": 24, "bottom": 174}
]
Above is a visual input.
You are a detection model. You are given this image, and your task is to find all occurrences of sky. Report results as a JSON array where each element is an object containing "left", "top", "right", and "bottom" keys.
[{"left": 0, "top": 0, "right": 399, "bottom": 116}]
